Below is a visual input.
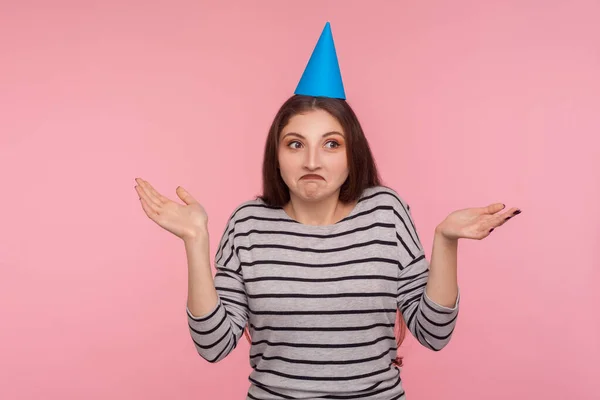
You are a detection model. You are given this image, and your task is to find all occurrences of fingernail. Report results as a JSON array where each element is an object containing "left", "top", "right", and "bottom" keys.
[
  {"left": 489, "top": 228, "right": 494, "bottom": 233},
  {"left": 505, "top": 216, "right": 512, "bottom": 221},
  {"left": 513, "top": 210, "right": 521, "bottom": 215}
]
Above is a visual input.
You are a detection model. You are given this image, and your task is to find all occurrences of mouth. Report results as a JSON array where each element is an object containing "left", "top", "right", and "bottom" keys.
[{"left": 300, "top": 174, "right": 325, "bottom": 180}]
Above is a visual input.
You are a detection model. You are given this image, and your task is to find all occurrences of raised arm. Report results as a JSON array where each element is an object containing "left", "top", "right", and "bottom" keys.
[
  {"left": 392, "top": 193, "right": 459, "bottom": 352},
  {"left": 186, "top": 212, "right": 249, "bottom": 363},
  {"left": 133, "top": 177, "right": 249, "bottom": 363}
]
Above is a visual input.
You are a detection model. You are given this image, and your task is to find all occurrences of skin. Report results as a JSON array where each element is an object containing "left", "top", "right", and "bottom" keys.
[{"left": 278, "top": 108, "right": 356, "bottom": 226}]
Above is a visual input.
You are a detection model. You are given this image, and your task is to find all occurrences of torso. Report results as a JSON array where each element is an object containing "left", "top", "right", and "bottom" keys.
[{"left": 224, "top": 186, "right": 407, "bottom": 399}]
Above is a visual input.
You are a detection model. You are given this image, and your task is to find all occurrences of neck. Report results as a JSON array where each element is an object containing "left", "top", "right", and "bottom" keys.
[{"left": 285, "top": 191, "right": 350, "bottom": 226}]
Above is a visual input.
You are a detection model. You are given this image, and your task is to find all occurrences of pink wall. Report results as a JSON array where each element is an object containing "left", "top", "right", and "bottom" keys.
[{"left": 1, "top": 1, "right": 598, "bottom": 399}]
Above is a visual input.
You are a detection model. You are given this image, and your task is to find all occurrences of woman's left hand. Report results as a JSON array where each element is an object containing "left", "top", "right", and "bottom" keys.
[{"left": 436, "top": 203, "right": 521, "bottom": 241}]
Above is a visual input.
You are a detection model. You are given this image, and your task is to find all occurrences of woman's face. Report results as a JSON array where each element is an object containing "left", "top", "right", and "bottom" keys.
[{"left": 278, "top": 109, "right": 349, "bottom": 202}]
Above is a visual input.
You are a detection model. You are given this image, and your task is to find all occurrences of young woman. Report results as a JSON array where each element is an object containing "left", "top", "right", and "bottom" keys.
[{"left": 134, "top": 23, "right": 520, "bottom": 400}]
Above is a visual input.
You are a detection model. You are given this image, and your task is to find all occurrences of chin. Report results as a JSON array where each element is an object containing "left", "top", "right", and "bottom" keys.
[
  {"left": 300, "top": 191, "right": 325, "bottom": 201},
  {"left": 294, "top": 183, "right": 340, "bottom": 202}
]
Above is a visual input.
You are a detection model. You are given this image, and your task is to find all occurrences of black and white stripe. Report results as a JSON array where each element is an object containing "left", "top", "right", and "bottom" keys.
[{"left": 187, "top": 186, "right": 459, "bottom": 399}]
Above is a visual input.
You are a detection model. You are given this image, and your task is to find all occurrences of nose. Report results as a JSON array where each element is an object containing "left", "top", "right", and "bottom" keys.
[{"left": 304, "top": 146, "right": 321, "bottom": 171}]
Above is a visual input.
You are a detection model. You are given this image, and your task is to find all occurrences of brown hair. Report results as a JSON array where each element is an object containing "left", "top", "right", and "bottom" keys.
[{"left": 245, "top": 94, "right": 407, "bottom": 367}]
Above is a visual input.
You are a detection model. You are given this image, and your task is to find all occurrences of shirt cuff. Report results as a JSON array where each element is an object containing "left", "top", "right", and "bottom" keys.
[
  {"left": 186, "top": 298, "right": 222, "bottom": 321},
  {"left": 424, "top": 288, "right": 460, "bottom": 312}
]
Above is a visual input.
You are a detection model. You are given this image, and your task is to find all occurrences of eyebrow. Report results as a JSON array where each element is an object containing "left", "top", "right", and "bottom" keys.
[{"left": 282, "top": 131, "right": 344, "bottom": 140}]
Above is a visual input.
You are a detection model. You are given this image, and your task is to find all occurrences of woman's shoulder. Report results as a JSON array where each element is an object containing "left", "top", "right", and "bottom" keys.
[
  {"left": 224, "top": 195, "right": 280, "bottom": 224},
  {"left": 362, "top": 185, "right": 411, "bottom": 211}
]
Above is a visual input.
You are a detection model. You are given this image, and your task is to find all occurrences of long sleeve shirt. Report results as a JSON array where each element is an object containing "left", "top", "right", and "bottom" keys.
[{"left": 187, "top": 186, "right": 460, "bottom": 400}]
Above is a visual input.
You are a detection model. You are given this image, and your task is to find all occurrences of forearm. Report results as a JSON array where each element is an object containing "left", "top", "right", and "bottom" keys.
[
  {"left": 185, "top": 224, "right": 248, "bottom": 363},
  {"left": 184, "top": 229, "right": 219, "bottom": 317},
  {"left": 425, "top": 228, "right": 459, "bottom": 308}
]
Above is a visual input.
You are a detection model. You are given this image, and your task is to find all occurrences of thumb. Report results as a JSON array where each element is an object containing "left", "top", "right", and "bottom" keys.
[
  {"left": 484, "top": 202, "right": 505, "bottom": 214},
  {"left": 176, "top": 186, "right": 197, "bottom": 205}
]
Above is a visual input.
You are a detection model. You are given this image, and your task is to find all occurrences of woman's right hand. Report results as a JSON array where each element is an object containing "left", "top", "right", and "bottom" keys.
[{"left": 135, "top": 178, "right": 208, "bottom": 241}]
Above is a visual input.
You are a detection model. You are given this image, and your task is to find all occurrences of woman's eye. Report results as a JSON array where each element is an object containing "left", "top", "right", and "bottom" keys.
[
  {"left": 288, "top": 141, "right": 302, "bottom": 149},
  {"left": 325, "top": 141, "right": 340, "bottom": 149}
]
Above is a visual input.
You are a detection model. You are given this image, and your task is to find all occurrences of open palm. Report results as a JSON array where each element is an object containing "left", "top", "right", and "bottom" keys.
[
  {"left": 134, "top": 178, "right": 208, "bottom": 240},
  {"left": 437, "top": 203, "right": 521, "bottom": 240}
]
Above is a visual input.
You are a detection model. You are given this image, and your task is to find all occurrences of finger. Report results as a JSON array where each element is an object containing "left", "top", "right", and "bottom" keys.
[
  {"left": 484, "top": 203, "right": 506, "bottom": 215},
  {"left": 138, "top": 179, "right": 163, "bottom": 206},
  {"left": 142, "top": 179, "right": 169, "bottom": 204},
  {"left": 136, "top": 185, "right": 161, "bottom": 214},
  {"left": 139, "top": 196, "right": 159, "bottom": 221},
  {"left": 498, "top": 207, "right": 521, "bottom": 223},
  {"left": 176, "top": 186, "right": 197, "bottom": 205},
  {"left": 135, "top": 178, "right": 159, "bottom": 206},
  {"left": 489, "top": 207, "right": 522, "bottom": 229}
]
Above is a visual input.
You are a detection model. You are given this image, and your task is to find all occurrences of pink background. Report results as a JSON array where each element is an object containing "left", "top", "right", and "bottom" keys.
[{"left": 1, "top": 1, "right": 598, "bottom": 399}]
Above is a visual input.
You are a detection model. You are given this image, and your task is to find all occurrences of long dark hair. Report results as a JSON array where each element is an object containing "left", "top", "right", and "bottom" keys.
[{"left": 246, "top": 94, "right": 407, "bottom": 367}]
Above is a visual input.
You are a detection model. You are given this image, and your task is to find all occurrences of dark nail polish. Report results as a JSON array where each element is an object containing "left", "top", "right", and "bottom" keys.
[
  {"left": 505, "top": 216, "right": 512, "bottom": 221},
  {"left": 489, "top": 228, "right": 494, "bottom": 233},
  {"left": 513, "top": 210, "right": 521, "bottom": 215}
]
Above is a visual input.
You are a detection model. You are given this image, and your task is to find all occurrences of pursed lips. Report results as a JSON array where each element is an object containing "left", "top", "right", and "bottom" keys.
[{"left": 301, "top": 174, "right": 325, "bottom": 180}]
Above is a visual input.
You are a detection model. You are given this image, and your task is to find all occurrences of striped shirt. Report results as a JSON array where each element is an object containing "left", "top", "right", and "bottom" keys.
[{"left": 187, "top": 185, "right": 460, "bottom": 400}]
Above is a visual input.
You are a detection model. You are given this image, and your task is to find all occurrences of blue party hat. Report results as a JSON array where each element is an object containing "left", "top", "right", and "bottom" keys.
[{"left": 294, "top": 22, "right": 346, "bottom": 99}]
